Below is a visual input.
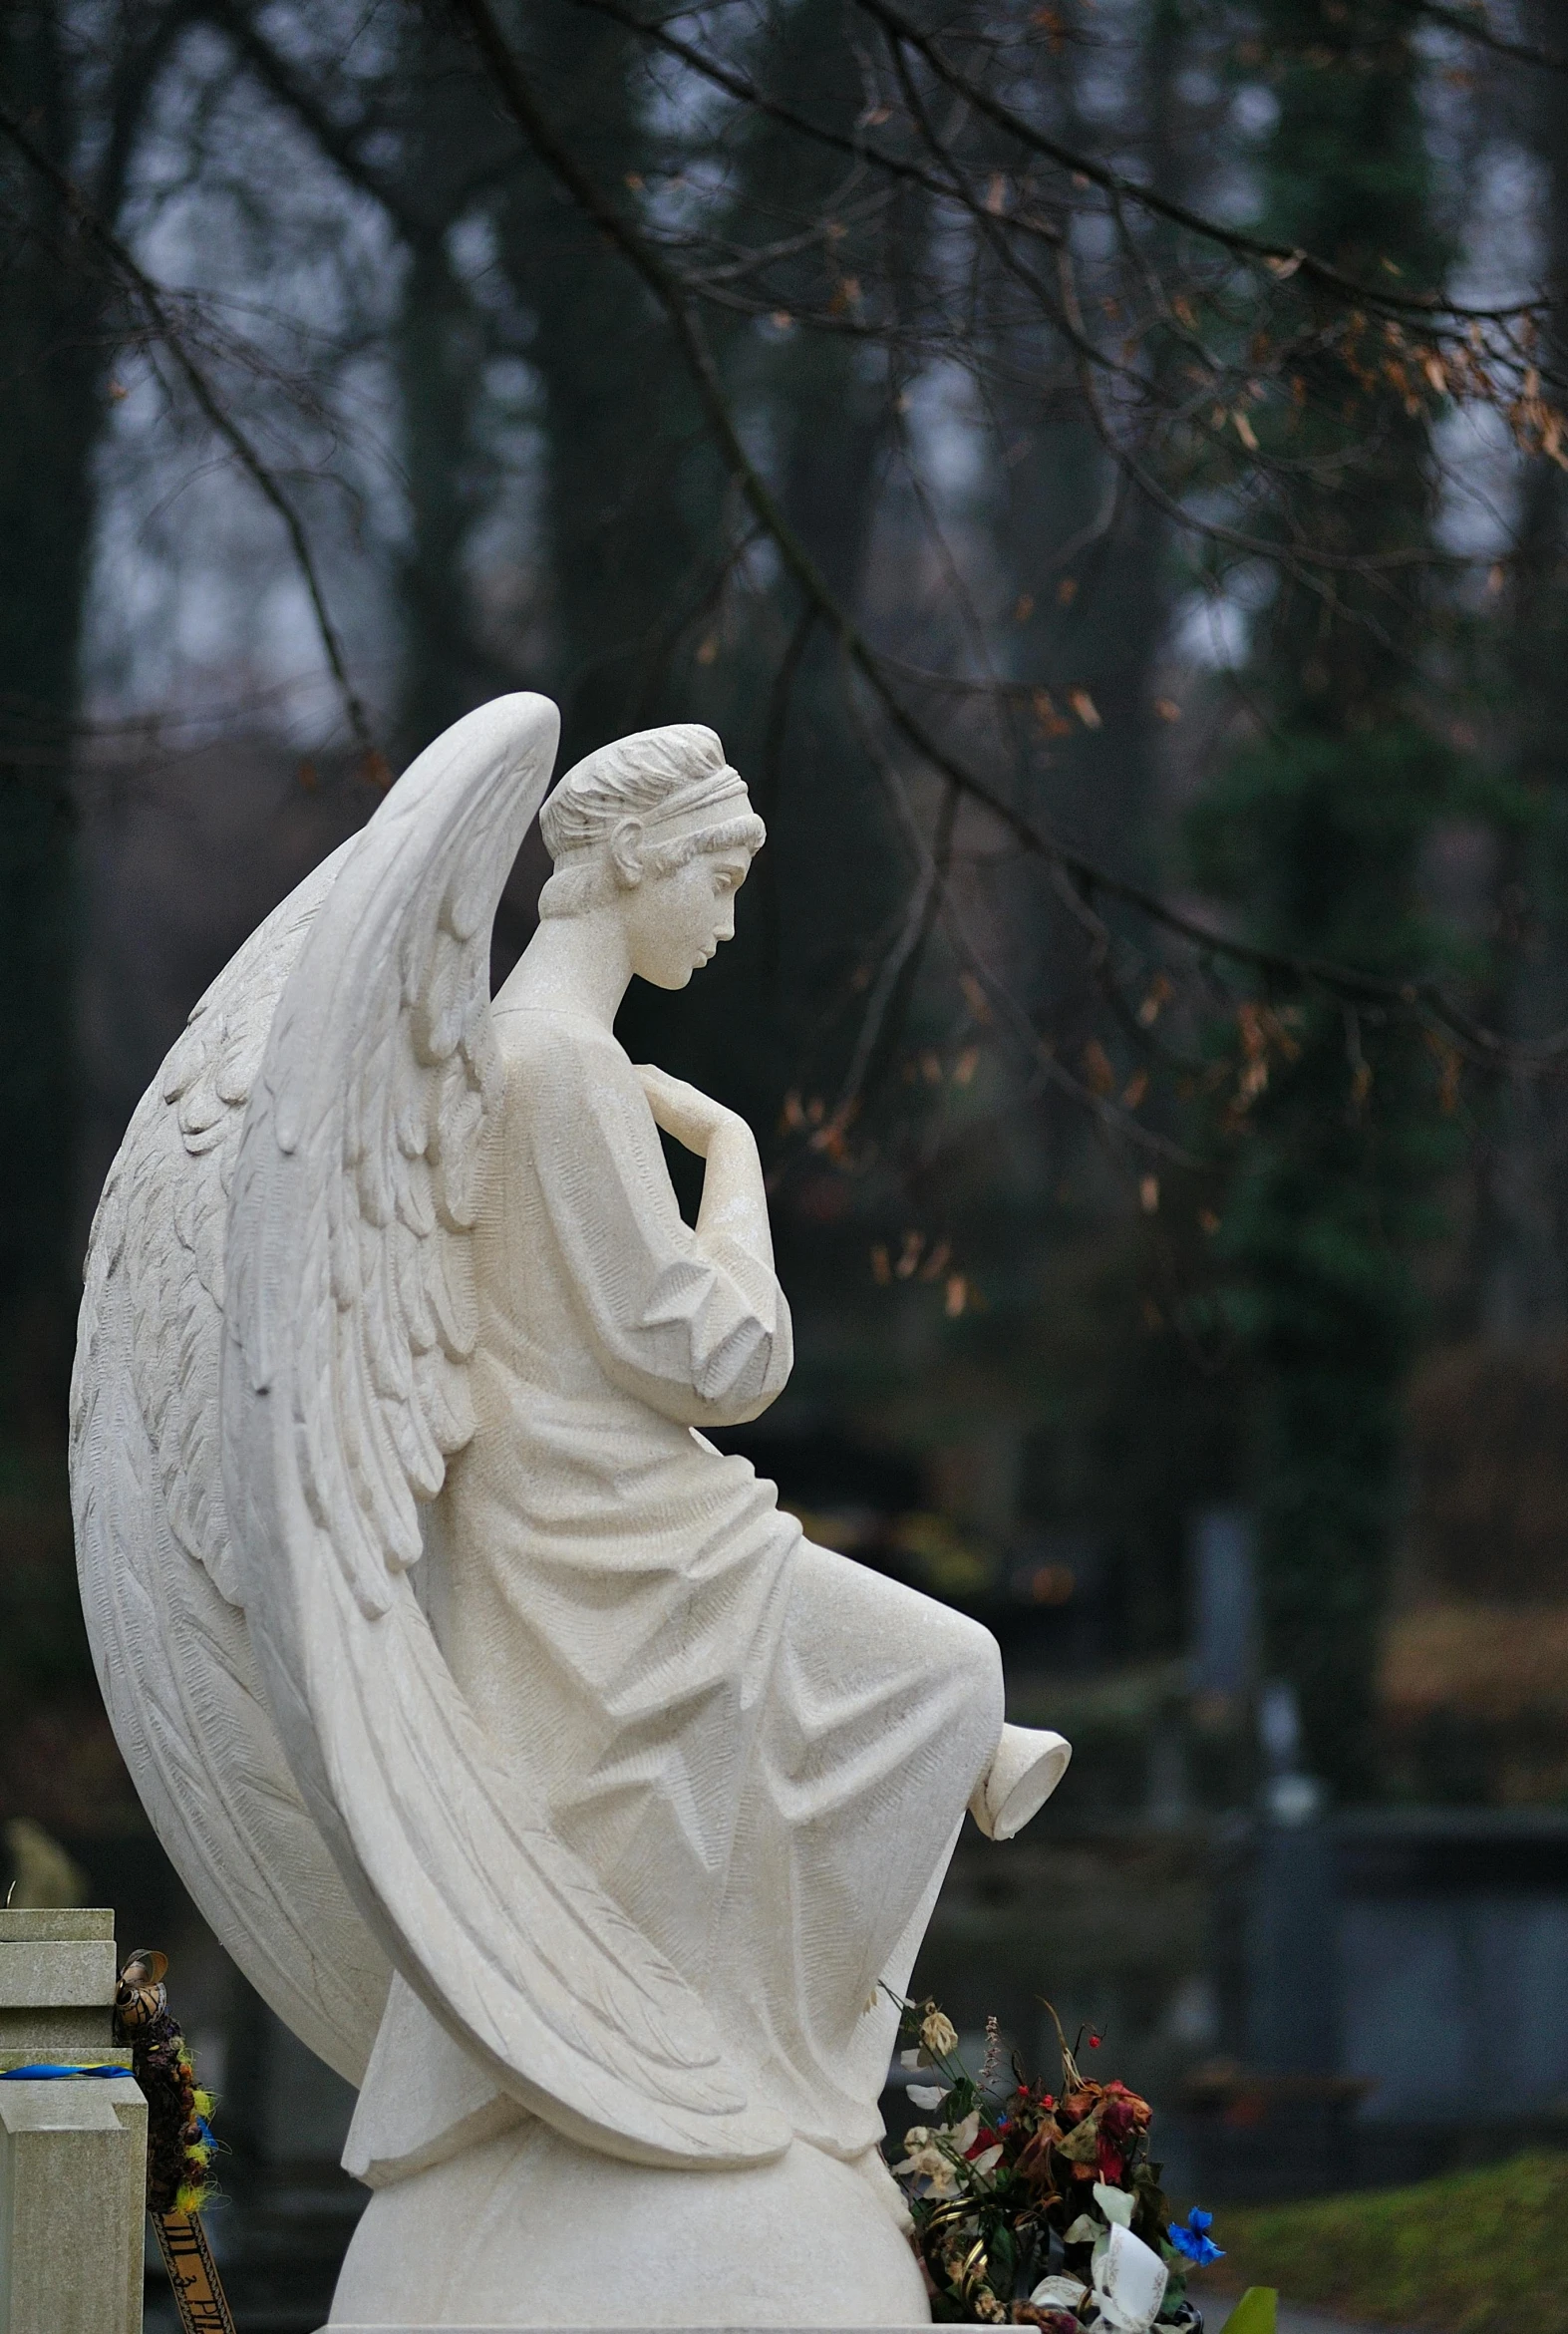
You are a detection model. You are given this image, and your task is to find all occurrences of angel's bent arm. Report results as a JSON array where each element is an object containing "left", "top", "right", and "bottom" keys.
[
  {"left": 516, "top": 1021, "right": 791, "bottom": 1427},
  {"left": 636, "top": 1061, "right": 774, "bottom": 1283},
  {"left": 695, "top": 1114, "right": 773, "bottom": 1277}
]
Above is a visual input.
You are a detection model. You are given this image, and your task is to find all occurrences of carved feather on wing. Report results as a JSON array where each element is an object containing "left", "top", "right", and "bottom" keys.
[
  {"left": 223, "top": 693, "right": 790, "bottom": 2168},
  {"left": 71, "top": 845, "right": 391, "bottom": 2082}
]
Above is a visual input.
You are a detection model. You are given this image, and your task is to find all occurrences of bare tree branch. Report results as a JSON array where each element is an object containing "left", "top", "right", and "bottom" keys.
[
  {"left": 447, "top": 0, "right": 1568, "bottom": 1076},
  {"left": 572, "top": 0, "right": 1061, "bottom": 229},
  {"left": 1399, "top": 0, "right": 1568, "bottom": 75},
  {"left": 855, "top": 0, "right": 1546, "bottom": 323},
  {"left": 0, "top": 100, "right": 378, "bottom": 759}
]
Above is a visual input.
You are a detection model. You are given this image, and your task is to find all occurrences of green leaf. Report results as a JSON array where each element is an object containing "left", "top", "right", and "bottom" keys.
[
  {"left": 1223, "top": 2288, "right": 1279, "bottom": 2334},
  {"left": 1056, "top": 2111, "right": 1101, "bottom": 2164}
]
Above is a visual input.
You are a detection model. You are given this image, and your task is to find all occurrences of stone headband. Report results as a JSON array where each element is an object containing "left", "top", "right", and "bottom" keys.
[{"left": 546, "top": 766, "right": 752, "bottom": 857}]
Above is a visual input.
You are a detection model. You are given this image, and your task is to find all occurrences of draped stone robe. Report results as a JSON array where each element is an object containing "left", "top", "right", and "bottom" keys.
[{"left": 344, "top": 1005, "right": 1002, "bottom": 2185}]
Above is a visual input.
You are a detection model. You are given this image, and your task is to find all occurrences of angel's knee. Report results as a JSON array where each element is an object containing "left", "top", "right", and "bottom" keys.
[{"left": 932, "top": 1608, "right": 1005, "bottom": 1783}]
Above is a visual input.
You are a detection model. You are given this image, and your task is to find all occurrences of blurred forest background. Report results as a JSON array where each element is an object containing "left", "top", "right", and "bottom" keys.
[{"left": 7, "top": 1, "right": 1568, "bottom": 2322}]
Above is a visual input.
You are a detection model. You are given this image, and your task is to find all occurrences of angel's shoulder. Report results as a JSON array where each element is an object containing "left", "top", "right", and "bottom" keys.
[{"left": 492, "top": 1006, "right": 636, "bottom": 1100}]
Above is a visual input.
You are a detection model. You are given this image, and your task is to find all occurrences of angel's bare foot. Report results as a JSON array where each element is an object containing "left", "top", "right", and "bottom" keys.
[{"left": 969, "top": 1724, "right": 1072, "bottom": 1841}]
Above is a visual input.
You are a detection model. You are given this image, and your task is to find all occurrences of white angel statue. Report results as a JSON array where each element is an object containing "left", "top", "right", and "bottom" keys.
[{"left": 72, "top": 695, "right": 1070, "bottom": 2328}]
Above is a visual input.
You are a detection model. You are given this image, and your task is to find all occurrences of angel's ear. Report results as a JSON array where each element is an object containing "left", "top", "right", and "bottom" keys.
[{"left": 609, "top": 817, "right": 646, "bottom": 888}]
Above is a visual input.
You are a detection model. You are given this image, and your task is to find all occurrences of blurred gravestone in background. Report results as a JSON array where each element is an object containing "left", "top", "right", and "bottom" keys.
[{"left": 1387, "top": 1339, "right": 1568, "bottom": 1805}]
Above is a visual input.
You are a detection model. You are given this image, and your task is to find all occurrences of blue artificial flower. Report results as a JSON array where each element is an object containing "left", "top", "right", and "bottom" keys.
[{"left": 1167, "top": 2207, "right": 1225, "bottom": 2266}]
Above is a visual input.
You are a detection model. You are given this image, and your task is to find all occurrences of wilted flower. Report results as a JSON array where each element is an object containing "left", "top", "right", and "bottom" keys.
[
  {"left": 1167, "top": 2207, "right": 1224, "bottom": 2266},
  {"left": 921, "top": 2007, "right": 959, "bottom": 2058},
  {"left": 891, "top": 2106, "right": 979, "bottom": 2199},
  {"left": 1082, "top": 2080, "right": 1151, "bottom": 2182},
  {"left": 1013, "top": 2120, "right": 1063, "bottom": 2191},
  {"left": 1106, "top": 2081, "right": 1151, "bottom": 2130},
  {"left": 889, "top": 2130, "right": 960, "bottom": 2198}
]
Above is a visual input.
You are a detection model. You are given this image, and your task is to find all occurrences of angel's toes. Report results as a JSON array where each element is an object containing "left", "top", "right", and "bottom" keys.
[{"left": 967, "top": 1723, "right": 1072, "bottom": 1841}]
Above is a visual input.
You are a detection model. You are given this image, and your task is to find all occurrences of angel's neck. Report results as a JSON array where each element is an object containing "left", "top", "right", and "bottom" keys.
[{"left": 492, "top": 909, "right": 631, "bottom": 1031}]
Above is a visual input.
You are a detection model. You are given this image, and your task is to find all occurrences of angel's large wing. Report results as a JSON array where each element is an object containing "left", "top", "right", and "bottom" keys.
[
  {"left": 71, "top": 841, "right": 391, "bottom": 2082},
  {"left": 222, "top": 693, "right": 789, "bottom": 2169}
]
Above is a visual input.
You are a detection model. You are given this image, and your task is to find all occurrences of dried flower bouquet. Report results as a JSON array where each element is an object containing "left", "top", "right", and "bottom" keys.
[{"left": 886, "top": 1996, "right": 1223, "bottom": 2328}]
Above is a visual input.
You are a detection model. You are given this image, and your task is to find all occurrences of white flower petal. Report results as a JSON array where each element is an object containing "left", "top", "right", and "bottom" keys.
[
  {"left": 971, "top": 2144, "right": 1004, "bottom": 2174},
  {"left": 907, "top": 2085, "right": 950, "bottom": 2110}
]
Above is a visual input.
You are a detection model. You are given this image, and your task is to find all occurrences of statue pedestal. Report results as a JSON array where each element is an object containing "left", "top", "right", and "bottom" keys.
[
  {"left": 0, "top": 1907, "right": 147, "bottom": 2334},
  {"left": 327, "top": 2123, "right": 932, "bottom": 2330}
]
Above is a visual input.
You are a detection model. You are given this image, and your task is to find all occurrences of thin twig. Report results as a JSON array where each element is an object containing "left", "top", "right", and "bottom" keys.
[
  {"left": 458, "top": 8, "right": 1568, "bottom": 1071},
  {"left": 0, "top": 100, "right": 377, "bottom": 757},
  {"left": 855, "top": 0, "right": 1547, "bottom": 323},
  {"left": 1400, "top": 0, "right": 1568, "bottom": 75}
]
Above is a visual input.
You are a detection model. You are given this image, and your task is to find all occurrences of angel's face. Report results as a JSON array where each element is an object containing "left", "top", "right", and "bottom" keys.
[{"left": 620, "top": 842, "right": 754, "bottom": 990}]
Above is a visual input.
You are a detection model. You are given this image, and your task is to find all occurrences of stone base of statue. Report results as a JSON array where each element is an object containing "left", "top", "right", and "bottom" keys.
[{"left": 327, "top": 2126, "right": 929, "bottom": 2327}]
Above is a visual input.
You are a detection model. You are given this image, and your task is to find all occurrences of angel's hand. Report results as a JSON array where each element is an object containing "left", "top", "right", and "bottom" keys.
[{"left": 635, "top": 1064, "right": 743, "bottom": 1159}]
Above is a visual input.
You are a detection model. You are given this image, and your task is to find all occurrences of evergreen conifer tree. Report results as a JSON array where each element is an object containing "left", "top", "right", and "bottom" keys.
[{"left": 1188, "top": 0, "right": 1460, "bottom": 1795}]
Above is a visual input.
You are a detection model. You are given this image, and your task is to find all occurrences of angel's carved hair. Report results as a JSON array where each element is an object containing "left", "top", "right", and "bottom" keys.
[{"left": 536, "top": 723, "right": 765, "bottom": 919}]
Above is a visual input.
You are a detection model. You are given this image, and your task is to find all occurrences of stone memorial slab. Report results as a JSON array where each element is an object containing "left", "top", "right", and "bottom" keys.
[{"left": 0, "top": 1907, "right": 146, "bottom": 2334}]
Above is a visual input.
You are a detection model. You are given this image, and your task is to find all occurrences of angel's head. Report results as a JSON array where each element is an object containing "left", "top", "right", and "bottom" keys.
[{"left": 536, "top": 724, "right": 765, "bottom": 989}]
